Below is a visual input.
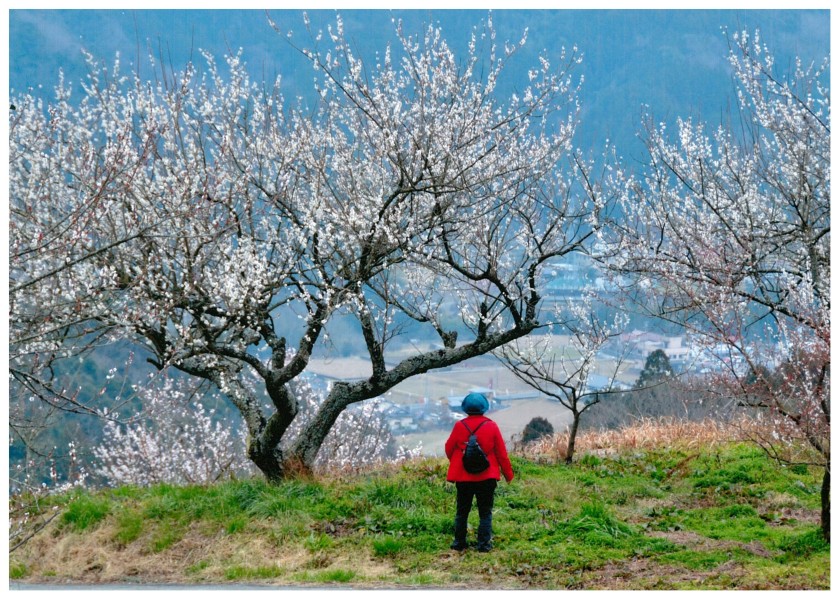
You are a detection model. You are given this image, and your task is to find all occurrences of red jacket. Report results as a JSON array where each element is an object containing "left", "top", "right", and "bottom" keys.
[{"left": 445, "top": 415, "right": 514, "bottom": 483}]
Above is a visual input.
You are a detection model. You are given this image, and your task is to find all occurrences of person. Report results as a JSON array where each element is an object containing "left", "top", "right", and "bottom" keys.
[{"left": 444, "top": 392, "right": 514, "bottom": 552}]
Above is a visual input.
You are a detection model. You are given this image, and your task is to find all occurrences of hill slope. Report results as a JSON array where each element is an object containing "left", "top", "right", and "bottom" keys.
[{"left": 9, "top": 423, "right": 828, "bottom": 590}]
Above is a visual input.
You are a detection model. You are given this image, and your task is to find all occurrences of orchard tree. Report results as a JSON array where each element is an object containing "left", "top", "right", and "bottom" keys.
[
  {"left": 497, "top": 289, "right": 631, "bottom": 463},
  {"left": 92, "top": 372, "right": 417, "bottom": 486},
  {"left": 92, "top": 375, "right": 255, "bottom": 486},
  {"left": 10, "top": 14, "right": 608, "bottom": 481},
  {"left": 610, "top": 30, "right": 829, "bottom": 539}
]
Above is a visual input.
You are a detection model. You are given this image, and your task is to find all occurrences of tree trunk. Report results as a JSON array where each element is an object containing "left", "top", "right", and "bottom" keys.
[
  {"left": 565, "top": 411, "right": 580, "bottom": 464},
  {"left": 247, "top": 442, "right": 315, "bottom": 483},
  {"left": 290, "top": 382, "right": 352, "bottom": 469},
  {"left": 821, "top": 460, "right": 830, "bottom": 542},
  {"left": 249, "top": 327, "right": 541, "bottom": 482},
  {"left": 289, "top": 328, "right": 541, "bottom": 474},
  {"left": 247, "top": 443, "right": 286, "bottom": 483}
]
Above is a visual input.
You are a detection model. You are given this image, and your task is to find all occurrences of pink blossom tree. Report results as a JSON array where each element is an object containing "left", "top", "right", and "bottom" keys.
[
  {"left": 92, "top": 375, "right": 255, "bottom": 486},
  {"left": 10, "top": 14, "right": 607, "bottom": 481},
  {"left": 609, "top": 30, "right": 829, "bottom": 539}
]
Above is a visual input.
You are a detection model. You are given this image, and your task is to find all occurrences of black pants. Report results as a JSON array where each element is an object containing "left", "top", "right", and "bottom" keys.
[{"left": 453, "top": 479, "right": 497, "bottom": 548}]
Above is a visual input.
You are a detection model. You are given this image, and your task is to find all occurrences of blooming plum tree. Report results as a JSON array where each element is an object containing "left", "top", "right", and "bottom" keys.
[
  {"left": 9, "top": 61, "right": 160, "bottom": 434},
  {"left": 93, "top": 375, "right": 254, "bottom": 486},
  {"left": 609, "top": 30, "right": 830, "bottom": 539},
  {"left": 9, "top": 14, "right": 606, "bottom": 481},
  {"left": 91, "top": 372, "right": 418, "bottom": 486}
]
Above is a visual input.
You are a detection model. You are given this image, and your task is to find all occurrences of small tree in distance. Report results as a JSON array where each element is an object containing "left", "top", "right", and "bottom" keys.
[
  {"left": 635, "top": 350, "right": 674, "bottom": 389},
  {"left": 522, "top": 417, "right": 555, "bottom": 444},
  {"left": 497, "top": 290, "right": 631, "bottom": 463}
]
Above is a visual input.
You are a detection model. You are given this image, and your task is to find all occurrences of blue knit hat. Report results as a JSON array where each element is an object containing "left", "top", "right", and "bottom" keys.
[{"left": 461, "top": 392, "right": 489, "bottom": 415}]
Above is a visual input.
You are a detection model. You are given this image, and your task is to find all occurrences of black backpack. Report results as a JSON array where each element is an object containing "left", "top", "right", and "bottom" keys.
[{"left": 461, "top": 420, "right": 490, "bottom": 474}]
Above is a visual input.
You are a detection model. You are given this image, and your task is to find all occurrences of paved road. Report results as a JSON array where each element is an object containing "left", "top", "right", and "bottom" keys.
[
  {"left": 10, "top": 581, "right": 312, "bottom": 590},
  {"left": 9, "top": 581, "right": 372, "bottom": 593}
]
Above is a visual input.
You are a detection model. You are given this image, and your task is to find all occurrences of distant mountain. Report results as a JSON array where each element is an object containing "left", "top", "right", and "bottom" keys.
[{"left": 9, "top": 9, "right": 829, "bottom": 159}]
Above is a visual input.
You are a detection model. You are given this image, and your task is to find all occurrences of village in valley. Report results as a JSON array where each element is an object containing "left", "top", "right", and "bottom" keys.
[
  {"left": 304, "top": 324, "right": 729, "bottom": 454},
  {"left": 302, "top": 253, "right": 752, "bottom": 453}
]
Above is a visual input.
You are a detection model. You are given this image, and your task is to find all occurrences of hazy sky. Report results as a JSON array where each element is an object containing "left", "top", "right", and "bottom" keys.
[{"left": 5, "top": 6, "right": 832, "bottom": 157}]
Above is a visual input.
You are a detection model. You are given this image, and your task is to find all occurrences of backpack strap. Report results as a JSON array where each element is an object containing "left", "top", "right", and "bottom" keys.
[{"left": 461, "top": 419, "right": 489, "bottom": 436}]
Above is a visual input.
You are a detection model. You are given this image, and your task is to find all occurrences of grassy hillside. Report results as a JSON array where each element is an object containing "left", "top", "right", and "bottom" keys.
[{"left": 9, "top": 422, "right": 828, "bottom": 590}]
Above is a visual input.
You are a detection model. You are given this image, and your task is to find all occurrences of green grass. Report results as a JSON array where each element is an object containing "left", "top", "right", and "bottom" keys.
[
  {"left": 186, "top": 560, "right": 210, "bottom": 575},
  {"left": 777, "top": 528, "right": 830, "bottom": 561},
  {"left": 224, "top": 564, "right": 286, "bottom": 580},
  {"left": 11, "top": 444, "right": 828, "bottom": 589},
  {"left": 113, "top": 508, "right": 144, "bottom": 545},
  {"left": 372, "top": 536, "right": 405, "bottom": 557},
  {"left": 150, "top": 526, "right": 184, "bottom": 553},
  {"left": 295, "top": 568, "right": 357, "bottom": 584},
  {"left": 305, "top": 532, "right": 334, "bottom": 552},
  {"left": 656, "top": 548, "right": 734, "bottom": 570},
  {"left": 9, "top": 562, "right": 28, "bottom": 579},
  {"left": 60, "top": 492, "right": 111, "bottom": 531}
]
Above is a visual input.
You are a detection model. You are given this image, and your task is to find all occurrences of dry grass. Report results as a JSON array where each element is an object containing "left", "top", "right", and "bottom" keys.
[
  {"left": 14, "top": 513, "right": 396, "bottom": 585},
  {"left": 517, "top": 416, "right": 769, "bottom": 462}
]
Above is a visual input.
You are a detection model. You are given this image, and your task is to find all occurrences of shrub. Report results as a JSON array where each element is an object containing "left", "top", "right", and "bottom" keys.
[
  {"left": 522, "top": 417, "right": 555, "bottom": 444},
  {"left": 92, "top": 376, "right": 255, "bottom": 487}
]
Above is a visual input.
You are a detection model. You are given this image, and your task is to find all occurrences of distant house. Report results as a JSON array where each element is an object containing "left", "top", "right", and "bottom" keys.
[
  {"left": 619, "top": 329, "right": 691, "bottom": 362},
  {"left": 540, "top": 254, "right": 613, "bottom": 300}
]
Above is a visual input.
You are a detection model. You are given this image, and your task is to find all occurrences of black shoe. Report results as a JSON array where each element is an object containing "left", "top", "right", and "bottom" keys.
[
  {"left": 450, "top": 541, "right": 467, "bottom": 551},
  {"left": 477, "top": 544, "right": 493, "bottom": 552}
]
